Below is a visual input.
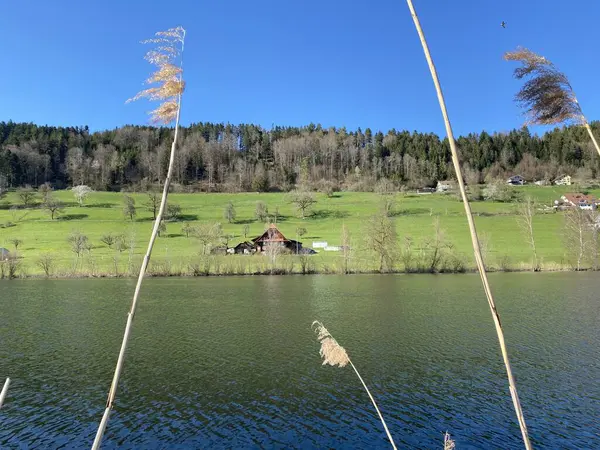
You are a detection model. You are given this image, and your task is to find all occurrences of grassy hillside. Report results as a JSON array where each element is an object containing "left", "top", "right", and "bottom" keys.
[{"left": 0, "top": 186, "right": 594, "bottom": 277}]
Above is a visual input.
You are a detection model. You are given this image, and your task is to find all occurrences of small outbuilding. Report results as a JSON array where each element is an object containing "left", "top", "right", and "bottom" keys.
[
  {"left": 436, "top": 180, "right": 456, "bottom": 192},
  {"left": 233, "top": 242, "right": 255, "bottom": 255},
  {"left": 507, "top": 175, "right": 525, "bottom": 186},
  {"left": 0, "top": 248, "right": 10, "bottom": 261}
]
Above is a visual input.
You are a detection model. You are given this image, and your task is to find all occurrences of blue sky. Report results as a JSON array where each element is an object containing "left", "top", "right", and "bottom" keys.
[{"left": 1, "top": 0, "right": 599, "bottom": 136}]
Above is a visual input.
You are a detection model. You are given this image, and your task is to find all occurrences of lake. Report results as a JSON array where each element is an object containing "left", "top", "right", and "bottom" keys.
[{"left": 0, "top": 273, "right": 598, "bottom": 449}]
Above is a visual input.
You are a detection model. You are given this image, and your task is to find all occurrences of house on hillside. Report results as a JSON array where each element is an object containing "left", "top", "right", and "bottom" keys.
[
  {"left": 554, "top": 175, "right": 572, "bottom": 186},
  {"left": 507, "top": 175, "right": 525, "bottom": 186},
  {"left": 252, "top": 224, "right": 306, "bottom": 254},
  {"left": 436, "top": 180, "right": 456, "bottom": 192},
  {"left": 559, "top": 193, "right": 598, "bottom": 210},
  {"left": 0, "top": 248, "right": 10, "bottom": 261}
]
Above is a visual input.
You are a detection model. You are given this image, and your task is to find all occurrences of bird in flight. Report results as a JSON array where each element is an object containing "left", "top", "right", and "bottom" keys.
[{"left": 501, "top": 21, "right": 507, "bottom": 28}]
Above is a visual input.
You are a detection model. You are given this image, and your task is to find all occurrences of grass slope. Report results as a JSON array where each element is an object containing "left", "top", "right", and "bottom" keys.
[{"left": 0, "top": 186, "right": 593, "bottom": 277}]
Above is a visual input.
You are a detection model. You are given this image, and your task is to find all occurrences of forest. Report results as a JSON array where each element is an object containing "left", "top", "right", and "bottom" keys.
[{"left": 1, "top": 120, "right": 599, "bottom": 193}]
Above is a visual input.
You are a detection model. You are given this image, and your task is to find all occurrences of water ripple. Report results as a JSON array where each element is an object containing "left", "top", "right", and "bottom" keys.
[{"left": 0, "top": 274, "right": 598, "bottom": 449}]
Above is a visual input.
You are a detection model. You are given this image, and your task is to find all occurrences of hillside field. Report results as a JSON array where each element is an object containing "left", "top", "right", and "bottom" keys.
[{"left": 0, "top": 186, "right": 595, "bottom": 277}]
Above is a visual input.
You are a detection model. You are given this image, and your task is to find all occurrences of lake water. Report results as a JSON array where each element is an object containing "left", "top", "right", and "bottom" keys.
[{"left": 0, "top": 273, "right": 598, "bottom": 449}]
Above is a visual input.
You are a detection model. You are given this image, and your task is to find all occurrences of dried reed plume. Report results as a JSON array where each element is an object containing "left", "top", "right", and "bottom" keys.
[
  {"left": 505, "top": 46, "right": 600, "bottom": 158},
  {"left": 444, "top": 431, "right": 455, "bottom": 450},
  {"left": 127, "top": 26, "right": 186, "bottom": 123},
  {"left": 92, "top": 26, "right": 186, "bottom": 450},
  {"left": 404, "top": 2, "right": 532, "bottom": 449},
  {"left": 312, "top": 321, "right": 397, "bottom": 449}
]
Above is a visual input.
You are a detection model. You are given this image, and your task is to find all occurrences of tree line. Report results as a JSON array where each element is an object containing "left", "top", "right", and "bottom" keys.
[{"left": 1, "top": 120, "right": 599, "bottom": 192}]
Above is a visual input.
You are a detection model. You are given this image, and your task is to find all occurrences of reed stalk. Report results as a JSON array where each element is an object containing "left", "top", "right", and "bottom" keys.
[
  {"left": 404, "top": 2, "right": 532, "bottom": 449},
  {"left": 312, "top": 321, "right": 397, "bottom": 449},
  {"left": 91, "top": 26, "right": 186, "bottom": 450},
  {"left": 0, "top": 378, "right": 10, "bottom": 409}
]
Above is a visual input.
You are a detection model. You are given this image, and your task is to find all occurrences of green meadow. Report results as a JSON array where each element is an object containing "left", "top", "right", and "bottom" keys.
[{"left": 0, "top": 186, "right": 593, "bottom": 277}]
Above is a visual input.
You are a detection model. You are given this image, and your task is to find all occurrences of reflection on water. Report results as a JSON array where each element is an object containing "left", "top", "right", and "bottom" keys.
[{"left": 0, "top": 273, "right": 598, "bottom": 449}]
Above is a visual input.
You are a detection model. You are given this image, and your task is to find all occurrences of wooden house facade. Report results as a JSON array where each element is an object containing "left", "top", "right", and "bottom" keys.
[{"left": 252, "top": 224, "right": 303, "bottom": 254}]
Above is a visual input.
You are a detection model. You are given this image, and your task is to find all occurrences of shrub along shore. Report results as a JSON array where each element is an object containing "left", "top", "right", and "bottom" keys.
[{"left": 1, "top": 186, "right": 599, "bottom": 279}]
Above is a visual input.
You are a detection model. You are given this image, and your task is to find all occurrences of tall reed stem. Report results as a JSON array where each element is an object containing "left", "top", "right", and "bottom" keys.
[
  {"left": 0, "top": 378, "right": 10, "bottom": 409},
  {"left": 584, "top": 122, "right": 600, "bottom": 158},
  {"left": 349, "top": 361, "right": 397, "bottom": 449},
  {"left": 91, "top": 30, "right": 185, "bottom": 450},
  {"left": 403, "top": 2, "right": 532, "bottom": 448}
]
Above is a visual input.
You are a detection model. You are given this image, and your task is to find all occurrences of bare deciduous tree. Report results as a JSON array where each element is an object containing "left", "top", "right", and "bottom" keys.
[
  {"left": 9, "top": 238, "right": 22, "bottom": 252},
  {"left": 181, "top": 222, "right": 194, "bottom": 238},
  {"left": 401, "top": 236, "right": 415, "bottom": 272},
  {"left": 364, "top": 212, "right": 397, "bottom": 273},
  {"left": 340, "top": 224, "right": 351, "bottom": 274},
  {"left": 517, "top": 196, "right": 539, "bottom": 271},
  {"left": 194, "top": 222, "right": 223, "bottom": 255},
  {"left": 68, "top": 230, "right": 91, "bottom": 257},
  {"left": 44, "top": 195, "right": 64, "bottom": 220},
  {"left": 264, "top": 242, "right": 283, "bottom": 274},
  {"left": 157, "top": 220, "right": 167, "bottom": 237},
  {"left": 144, "top": 192, "right": 160, "bottom": 219},
  {"left": 165, "top": 203, "right": 182, "bottom": 221},
  {"left": 243, "top": 224, "right": 250, "bottom": 239},
  {"left": 101, "top": 233, "right": 116, "bottom": 249},
  {"left": 591, "top": 210, "right": 600, "bottom": 271},
  {"left": 36, "top": 254, "right": 55, "bottom": 278},
  {"left": 563, "top": 207, "right": 593, "bottom": 271},
  {"left": 18, "top": 186, "right": 36, "bottom": 208},
  {"left": 379, "top": 194, "right": 396, "bottom": 217},
  {"left": 224, "top": 201, "right": 236, "bottom": 223},
  {"left": 421, "top": 217, "right": 453, "bottom": 272},
  {"left": 255, "top": 201, "right": 268, "bottom": 222},
  {"left": 122, "top": 195, "right": 137, "bottom": 221},
  {"left": 38, "top": 183, "right": 53, "bottom": 203},
  {"left": 115, "top": 234, "right": 130, "bottom": 253},
  {"left": 289, "top": 190, "right": 317, "bottom": 219},
  {"left": 296, "top": 227, "right": 307, "bottom": 238}
]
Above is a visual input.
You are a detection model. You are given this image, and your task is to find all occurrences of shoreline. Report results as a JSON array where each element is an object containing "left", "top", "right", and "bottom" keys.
[{"left": 0, "top": 265, "right": 589, "bottom": 280}]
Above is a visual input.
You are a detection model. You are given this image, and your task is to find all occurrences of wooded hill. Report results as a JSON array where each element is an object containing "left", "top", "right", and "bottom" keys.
[{"left": 1, "top": 120, "right": 599, "bottom": 192}]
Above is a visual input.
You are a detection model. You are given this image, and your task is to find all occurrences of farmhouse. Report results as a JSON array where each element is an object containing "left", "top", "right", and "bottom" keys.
[
  {"left": 252, "top": 224, "right": 305, "bottom": 254},
  {"left": 554, "top": 175, "right": 572, "bottom": 186},
  {"left": 560, "top": 193, "right": 598, "bottom": 210},
  {"left": 436, "top": 180, "right": 455, "bottom": 192},
  {"left": 507, "top": 175, "right": 525, "bottom": 186}
]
